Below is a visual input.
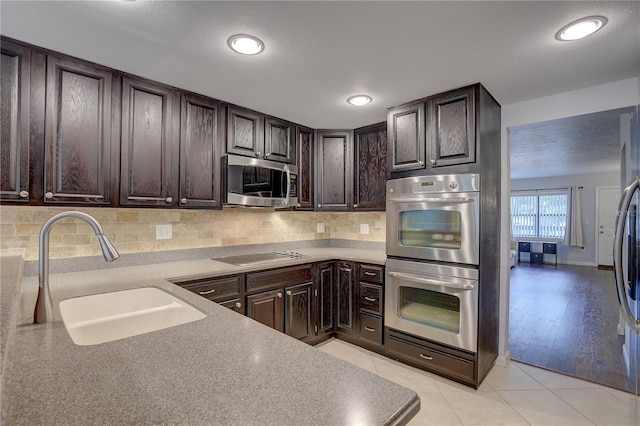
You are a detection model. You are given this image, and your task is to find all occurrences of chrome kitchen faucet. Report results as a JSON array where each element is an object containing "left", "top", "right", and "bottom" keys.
[{"left": 35, "top": 211, "right": 120, "bottom": 324}]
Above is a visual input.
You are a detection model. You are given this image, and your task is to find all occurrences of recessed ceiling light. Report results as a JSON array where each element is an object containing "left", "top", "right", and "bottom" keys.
[
  {"left": 556, "top": 16, "right": 607, "bottom": 41},
  {"left": 347, "top": 95, "right": 373, "bottom": 106},
  {"left": 227, "top": 34, "right": 265, "bottom": 55}
]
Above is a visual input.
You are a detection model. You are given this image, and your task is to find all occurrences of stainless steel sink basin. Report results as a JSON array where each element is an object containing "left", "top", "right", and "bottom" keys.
[{"left": 59, "top": 287, "right": 206, "bottom": 345}]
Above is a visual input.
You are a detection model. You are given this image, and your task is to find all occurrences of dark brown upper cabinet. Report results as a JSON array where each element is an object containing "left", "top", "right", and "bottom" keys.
[
  {"left": 120, "top": 76, "right": 176, "bottom": 207},
  {"left": 388, "top": 84, "right": 482, "bottom": 176},
  {"left": 315, "top": 130, "right": 353, "bottom": 211},
  {"left": 387, "top": 101, "right": 425, "bottom": 173},
  {"left": 295, "top": 125, "right": 314, "bottom": 210},
  {"left": 264, "top": 117, "right": 293, "bottom": 163},
  {"left": 0, "top": 40, "right": 31, "bottom": 203},
  {"left": 428, "top": 86, "right": 475, "bottom": 168},
  {"left": 226, "top": 105, "right": 264, "bottom": 159},
  {"left": 44, "top": 55, "right": 117, "bottom": 205},
  {"left": 178, "top": 93, "right": 224, "bottom": 209},
  {"left": 354, "top": 122, "right": 387, "bottom": 211}
]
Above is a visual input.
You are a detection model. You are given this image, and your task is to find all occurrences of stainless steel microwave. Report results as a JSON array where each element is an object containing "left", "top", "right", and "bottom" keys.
[{"left": 223, "top": 154, "right": 298, "bottom": 208}]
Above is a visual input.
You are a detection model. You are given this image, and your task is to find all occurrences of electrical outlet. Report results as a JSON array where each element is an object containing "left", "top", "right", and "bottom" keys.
[
  {"left": 156, "top": 224, "right": 172, "bottom": 240},
  {"left": 316, "top": 223, "right": 325, "bottom": 233},
  {"left": 360, "top": 224, "right": 369, "bottom": 234}
]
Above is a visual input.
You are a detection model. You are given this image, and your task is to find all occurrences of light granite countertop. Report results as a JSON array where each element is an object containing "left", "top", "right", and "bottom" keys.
[{"left": 1, "top": 247, "right": 420, "bottom": 425}]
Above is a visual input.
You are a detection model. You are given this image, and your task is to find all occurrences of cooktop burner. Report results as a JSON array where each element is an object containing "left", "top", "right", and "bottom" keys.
[{"left": 212, "top": 251, "right": 307, "bottom": 267}]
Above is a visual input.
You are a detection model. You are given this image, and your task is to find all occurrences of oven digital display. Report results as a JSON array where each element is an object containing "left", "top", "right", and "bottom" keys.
[{"left": 412, "top": 181, "right": 444, "bottom": 192}]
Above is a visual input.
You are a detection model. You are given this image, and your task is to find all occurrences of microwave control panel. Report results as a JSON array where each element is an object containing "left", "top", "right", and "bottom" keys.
[{"left": 289, "top": 175, "right": 298, "bottom": 198}]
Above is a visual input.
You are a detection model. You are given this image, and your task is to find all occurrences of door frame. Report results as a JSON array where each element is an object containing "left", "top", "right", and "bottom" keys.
[{"left": 595, "top": 185, "right": 620, "bottom": 267}]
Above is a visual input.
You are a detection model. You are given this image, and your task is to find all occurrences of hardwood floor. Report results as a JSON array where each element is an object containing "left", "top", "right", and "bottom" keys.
[{"left": 509, "top": 263, "right": 635, "bottom": 393}]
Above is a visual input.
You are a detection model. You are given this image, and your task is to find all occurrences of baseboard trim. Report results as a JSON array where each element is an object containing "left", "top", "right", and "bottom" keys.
[
  {"left": 494, "top": 350, "right": 512, "bottom": 367},
  {"left": 558, "top": 261, "right": 597, "bottom": 267}
]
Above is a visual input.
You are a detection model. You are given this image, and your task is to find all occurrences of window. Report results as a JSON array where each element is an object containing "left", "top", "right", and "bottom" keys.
[{"left": 510, "top": 190, "right": 568, "bottom": 240}]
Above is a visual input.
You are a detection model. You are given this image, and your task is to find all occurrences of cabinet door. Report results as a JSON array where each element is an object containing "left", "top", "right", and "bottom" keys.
[
  {"left": 0, "top": 41, "right": 30, "bottom": 203},
  {"left": 120, "top": 76, "right": 175, "bottom": 206},
  {"left": 428, "top": 86, "right": 475, "bottom": 168},
  {"left": 264, "top": 117, "right": 293, "bottom": 163},
  {"left": 336, "top": 261, "right": 356, "bottom": 335},
  {"left": 247, "top": 289, "right": 284, "bottom": 332},
  {"left": 316, "top": 262, "right": 335, "bottom": 334},
  {"left": 285, "top": 282, "right": 313, "bottom": 341},
  {"left": 295, "top": 125, "right": 314, "bottom": 210},
  {"left": 219, "top": 298, "right": 244, "bottom": 314},
  {"left": 226, "top": 105, "right": 264, "bottom": 158},
  {"left": 44, "top": 56, "right": 115, "bottom": 205},
  {"left": 316, "top": 130, "right": 352, "bottom": 211},
  {"left": 354, "top": 122, "right": 387, "bottom": 211},
  {"left": 179, "top": 93, "right": 223, "bottom": 208},
  {"left": 387, "top": 101, "right": 425, "bottom": 173}
]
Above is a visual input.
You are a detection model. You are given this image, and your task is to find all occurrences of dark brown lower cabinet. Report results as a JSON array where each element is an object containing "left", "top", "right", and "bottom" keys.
[
  {"left": 335, "top": 261, "right": 357, "bottom": 337},
  {"left": 386, "top": 328, "right": 477, "bottom": 388},
  {"left": 219, "top": 298, "right": 243, "bottom": 314},
  {"left": 316, "top": 262, "right": 335, "bottom": 336},
  {"left": 284, "top": 282, "right": 313, "bottom": 341},
  {"left": 247, "top": 289, "right": 284, "bottom": 332},
  {"left": 359, "top": 313, "right": 383, "bottom": 347}
]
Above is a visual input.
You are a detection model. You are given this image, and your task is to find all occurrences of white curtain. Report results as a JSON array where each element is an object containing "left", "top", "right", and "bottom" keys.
[{"left": 566, "top": 186, "right": 584, "bottom": 247}]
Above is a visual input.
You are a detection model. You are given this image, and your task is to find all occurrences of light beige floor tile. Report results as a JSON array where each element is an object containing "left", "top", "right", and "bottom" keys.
[
  {"left": 441, "top": 390, "right": 529, "bottom": 425},
  {"left": 516, "top": 362, "right": 600, "bottom": 389},
  {"left": 408, "top": 392, "right": 462, "bottom": 425},
  {"left": 375, "top": 361, "right": 441, "bottom": 393},
  {"left": 499, "top": 389, "right": 594, "bottom": 425},
  {"left": 553, "top": 388, "right": 639, "bottom": 425},
  {"left": 600, "top": 385, "right": 639, "bottom": 403},
  {"left": 316, "top": 339, "right": 377, "bottom": 373},
  {"left": 483, "top": 362, "right": 545, "bottom": 390}
]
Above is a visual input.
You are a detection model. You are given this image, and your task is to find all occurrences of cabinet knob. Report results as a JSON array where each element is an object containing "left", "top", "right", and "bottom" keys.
[
  {"left": 296, "top": 203, "right": 301, "bottom": 208},
  {"left": 354, "top": 204, "right": 358, "bottom": 208},
  {"left": 255, "top": 152, "right": 261, "bottom": 157},
  {"left": 45, "top": 192, "right": 54, "bottom": 200},
  {"left": 181, "top": 198, "right": 187, "bottom": 205},
  {"left": 277, "top": 292, "right": 283, "bottom": 298},
  {"left": 235, "top": 302, "right": 241, "bottom": 309},
  {"left": 165, "top": 197, "right": 173, "bottom": 203},
  {"left": 318, "top": 204, "right": 322, "bottom": 208},
  {"left": 430, "top": 159, "right": 437, "bottom": 166},
  {"left": 418, "top": 160, "right": 424, "bottom": 166},
  {"left": 286, "top": 290, "right": 292, "bottom": 296},
  {"left": 19, "top": 191, "right": 29, "bottom": 198}
]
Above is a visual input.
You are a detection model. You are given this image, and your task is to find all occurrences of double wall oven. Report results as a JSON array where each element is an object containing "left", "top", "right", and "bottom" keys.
[{"left": 385, "top": 174, "right": 480, "bottom": 353}]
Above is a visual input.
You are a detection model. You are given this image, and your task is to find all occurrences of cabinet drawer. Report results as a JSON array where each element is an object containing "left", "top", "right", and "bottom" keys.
[
  {"left": 359, "top": 313, "right": 383, "bottom": 347},
  {"left": 359, "top": 283, "right": 383, "bottom": 315},
  {"left": 181, "top": 276, "right": 241, "bottom": 302},
  {"left": 543, "top": 243, "right": 557, "bottom": 254},
  {"left": 246, "top": 264, "right": 312, "bottom": 293},
  {"left": 219, "top": 298, "right": 244, "bottom": 314},
  {"left": 518, "top": 242, "right": 530, "bottom": 252},
  {"left": 387, "top": 336, "right": 474, "bottom": 384},
  {"left": 359, "top": 264, "right": 384, "bottom": 283}
]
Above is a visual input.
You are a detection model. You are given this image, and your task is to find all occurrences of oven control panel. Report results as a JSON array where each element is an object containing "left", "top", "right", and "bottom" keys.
[
  {"left": 388, "top": 173, "right": 479, "bottom": 194},
  {"left": 412, "top": 180, "right": 444, "bottom": 192}
]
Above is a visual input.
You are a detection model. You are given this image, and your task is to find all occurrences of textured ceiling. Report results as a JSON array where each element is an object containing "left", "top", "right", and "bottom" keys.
[
  {"left": 509, "top": 107, "right": 635, "bottom": 180},
  {"left": 1, "top": 1, "right": 638, "bottom": 130},
  {"left": 1, "top": 1, "right": 638, "bottom": 182}
]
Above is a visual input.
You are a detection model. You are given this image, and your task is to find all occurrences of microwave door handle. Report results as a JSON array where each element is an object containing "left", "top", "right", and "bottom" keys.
[
  {"left": 614, "top": 176, "right": 640, "bottom": 335},
  {"left": 387, "top": 271, "right": 475, "bottom": 292},
  {"left": 388, "top": 197, "right": 475, "bottom": 204}
]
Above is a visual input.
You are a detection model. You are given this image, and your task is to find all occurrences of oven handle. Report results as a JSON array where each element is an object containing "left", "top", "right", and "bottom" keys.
[
  {"left": 388, "top": 197, "right": 475, "bottom": 204},
  {"left": 387, "top": 271, "right": 475, "bottom": 292}
]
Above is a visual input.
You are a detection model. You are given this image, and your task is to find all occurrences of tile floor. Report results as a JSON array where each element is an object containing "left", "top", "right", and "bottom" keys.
[{"left": 316, "top": 338, "right": 640, "bottom": 426}]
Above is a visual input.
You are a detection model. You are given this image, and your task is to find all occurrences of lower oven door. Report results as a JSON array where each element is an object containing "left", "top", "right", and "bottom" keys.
[{"left": 385, "top": 258, "right": 478, "bottom": 353}]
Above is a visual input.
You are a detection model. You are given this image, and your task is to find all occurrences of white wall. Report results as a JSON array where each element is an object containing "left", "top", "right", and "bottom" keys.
[
  {"left": 511, "top": 171, "right": 619, "bottom": 266},
  {"left": 497, "top": 77, "right": 639, "bottom": 365}
]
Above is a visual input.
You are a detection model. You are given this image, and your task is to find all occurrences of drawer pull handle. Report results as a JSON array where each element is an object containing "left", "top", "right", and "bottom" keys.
[
  {"left": 364, "top": 272, "right": 376, "bottom": 276},
  {"left": 364, "top": 297, "right": 377, "bottom": 302},
  {"left": 419, "top": 353, "right": 433, "bottom": 361},
  {"left": 364, "top": 326, "right": 375, "bottom": 332},
  {"left": 199, "top": 289, "right": 216, "bottom": 295}
]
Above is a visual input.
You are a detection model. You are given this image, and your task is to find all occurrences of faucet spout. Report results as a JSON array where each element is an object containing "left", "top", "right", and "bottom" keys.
[{"left": 35, "top": 211, "right": 120, "bottom": 324}]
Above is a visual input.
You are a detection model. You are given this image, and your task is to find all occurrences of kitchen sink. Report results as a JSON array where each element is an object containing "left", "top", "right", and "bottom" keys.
[{"left": 59, "top": 287, "right": 206, "bottom": 345}]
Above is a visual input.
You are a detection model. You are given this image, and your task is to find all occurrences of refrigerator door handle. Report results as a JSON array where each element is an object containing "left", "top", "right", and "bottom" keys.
[{"left": 614, "top": 176, "right": 640, "bottom": 335}]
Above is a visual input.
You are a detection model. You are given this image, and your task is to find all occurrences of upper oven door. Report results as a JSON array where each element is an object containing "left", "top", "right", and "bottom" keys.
[{"left": 386, "top": 175, "right": 480, "bottom": 265}]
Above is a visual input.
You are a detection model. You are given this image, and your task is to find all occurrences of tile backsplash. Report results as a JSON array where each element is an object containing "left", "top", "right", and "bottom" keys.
[{"left": 0, "top": 206, "right": 386, "bottom": 261}]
